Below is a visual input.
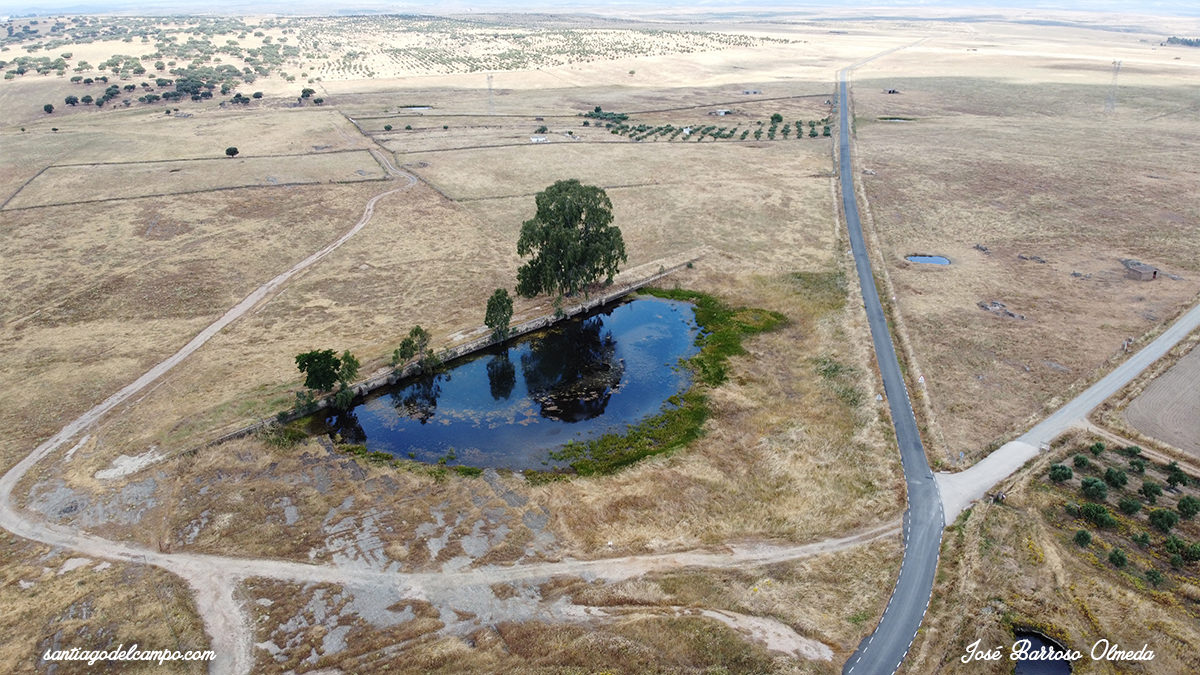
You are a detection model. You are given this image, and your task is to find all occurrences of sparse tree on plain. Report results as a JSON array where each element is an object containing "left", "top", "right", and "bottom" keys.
[
  {"left": 1081, "top": 477, "right": 1107, "bottom": 501},
  {"left": 295, "top": 349, "right": 341, "bottom": 392},
  {"left": 43, "top": 103, "right": 53, "bottom": 113},
  {"left": 1141, "top": 480, "right": 1162, "bottom": 504},
  {"left": 516, "top": 179, "right": 626, "bottom": 301},
  {"left": 225, "top": 146, "right": 239, "bottom": 158},
  {"left": 1145, "top": 568, "right": 1164, "bottom": 587}
]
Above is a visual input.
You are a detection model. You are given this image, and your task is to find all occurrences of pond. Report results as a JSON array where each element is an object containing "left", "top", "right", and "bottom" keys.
[
  {"left": 312, "top": 296, "right": 700, "bottom": 471},
  {"left": 1013, "top": 631, "right": 1073, "bottom": 674},
  {"left": 906, "top": 254, "right": 951, "bottom": 265}
]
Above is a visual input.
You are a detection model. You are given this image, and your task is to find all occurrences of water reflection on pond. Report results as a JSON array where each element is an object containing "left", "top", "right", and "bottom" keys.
[{"left": 315, "top": 297, "right": 699, "bottom": 470}]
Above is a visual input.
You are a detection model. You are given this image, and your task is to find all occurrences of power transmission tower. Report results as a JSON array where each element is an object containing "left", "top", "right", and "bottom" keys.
[
  {"left": 1105, "top": 60, "right": 1121, "bottom": 114},
  {"left": 487, "top": 73, "right": 495, "bottom": 115}
]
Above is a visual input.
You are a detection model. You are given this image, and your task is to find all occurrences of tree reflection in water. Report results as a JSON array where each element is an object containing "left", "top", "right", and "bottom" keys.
[
  {"left": 486, "top": 352, "right": 516, "bottom": 401},
  {"left": 520, "top": 315, "right": 623, "bottom": 422},
  {"left": 325, "top": 409, "right": 367, "bottom": 444},
  {"left": 390, "top": 375, "right": 442, "bottom": 424}
]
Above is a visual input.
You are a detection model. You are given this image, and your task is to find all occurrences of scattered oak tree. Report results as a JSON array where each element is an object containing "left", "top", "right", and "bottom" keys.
[
  {"left": 1149, "top": 508, "right": 1180, "bottom": 533},
  {"left": 295, "top": 349, "right": 360, "bottom": 410},
  {"left": 392, "top": 325, "right": 438, "bottom": 371},
  {"left": 1080, "top": 476, "right": 1108, "bottom": 501},
  {"left": 1048, "top": 464, "right": 1072, "bottom": 483},
  {"left": 485, "top": 288, "right": 514, "bottom": 342},
  {"left": 225, "top": 146, "right": 239, "bottom": 158},
  {"left": 295, "top": 349, "right": 341, "bottom": 392},
  {"left": 1178, "top": 495, "right": 1200, "bottom": 520},
  {"left": 516, "top": 179, "right": 627, "bottom": 302}
]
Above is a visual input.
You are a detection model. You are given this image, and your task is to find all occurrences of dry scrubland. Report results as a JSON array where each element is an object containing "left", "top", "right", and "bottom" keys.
[
  {"left": 0, "top": 16, "right": 920, "bottom": 671},
  {"left": 0, "top": 536, "right": 208, "bottom": 674},
  {"left": 909, "top": 432, "right": 1200, "bottom": 673},
  {"left": 850, "top": 30, "right": 1200, "bottom": 466},
  {"left": 6, "top": 9, "right": 1199, "bottom": 672},
  {"left": 6, "top": 150, "right": 385, "bottom": 209}
]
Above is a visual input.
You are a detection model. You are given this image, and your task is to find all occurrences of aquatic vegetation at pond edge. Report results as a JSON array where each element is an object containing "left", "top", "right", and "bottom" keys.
[{"left": 548, "top": 289, "right": 785, "bottom": 476}]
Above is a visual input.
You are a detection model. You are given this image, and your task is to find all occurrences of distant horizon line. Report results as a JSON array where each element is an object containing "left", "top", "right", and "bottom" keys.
[{"left": 2, "top": 1, "right": 1200, "bottom": 20}]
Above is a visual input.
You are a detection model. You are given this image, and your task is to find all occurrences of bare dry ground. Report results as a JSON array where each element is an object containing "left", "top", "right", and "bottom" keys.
[
  {"left": 10, "top": 9, "right": 1200, "bottom": 673},
  {"left": 849, "top": 27, "right": 1200, "bottom": 466},
  {"left": 0, "top": 536, "right": 208, "bottom": 674},
  {"left": 5, "top": 150, "right": 385, "bottom": 209},
  {"left": 0, "top": 15, "right": 922, "bottom": 671},
  {"left": 1123, "top": 343, "right": 1200, "bottom": 457},
  {"left": 239, "top": 536, "right": 901, "bottom": 673},
  {"left": 908, "top": 431, "right": 1200, "bottom": 673}
]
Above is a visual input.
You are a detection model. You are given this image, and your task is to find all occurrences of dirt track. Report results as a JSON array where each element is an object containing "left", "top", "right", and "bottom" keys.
[{"left": 0, "top": 153, "right": 896, "bottom": 674}]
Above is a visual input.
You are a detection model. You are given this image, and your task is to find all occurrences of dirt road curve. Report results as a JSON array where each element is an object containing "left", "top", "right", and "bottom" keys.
[
  {"left": 0, "top": 154, "right": 896, "bottom": 674},
  {"left": 0, "top": 161, "right": 414, "bottom": 674}
]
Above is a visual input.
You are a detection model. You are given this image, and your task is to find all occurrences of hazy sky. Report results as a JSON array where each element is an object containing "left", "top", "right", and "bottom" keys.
[{"left": 1, "top": 0, "right": 1196, "bottom": 19}]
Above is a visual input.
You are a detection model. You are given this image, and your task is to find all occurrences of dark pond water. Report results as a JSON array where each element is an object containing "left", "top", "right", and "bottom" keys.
[
  {"left": 314, "top": 297, "right": 700, "bottom": 470},
  {"left": 906, "top": 254, "right": 951, "bottom": 265},
  {"left": 1013, "top": 631, "right": 1073, "bottom": 674}
]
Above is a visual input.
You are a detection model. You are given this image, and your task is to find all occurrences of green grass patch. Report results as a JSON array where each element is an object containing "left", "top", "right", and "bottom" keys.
[
  {"left": 813, "top": 355, "right": 864, "bottom": 408},
  {"left": 552, "top": 390, "right": 709, "bottom": 476},
  {"left": 639, "top": 287, "right": 785, "bottom": 387}
]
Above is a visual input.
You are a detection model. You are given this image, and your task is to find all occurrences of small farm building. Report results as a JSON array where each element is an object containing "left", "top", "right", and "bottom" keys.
[{"left": 1126, "top": 264, "right": 1158, "bottom": 281}]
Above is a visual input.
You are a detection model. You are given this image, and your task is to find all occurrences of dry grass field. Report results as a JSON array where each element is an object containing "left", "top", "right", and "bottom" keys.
[
  {"left": 3, "top": 7, "right": 1200, "bottom": 673},
  {"left": 0, "top": 536, "right": 208, "bottom": 674},
  {"left": 5, "top": 150, "right": 385, "bottom": 209},
  {"left": 1123, "top": 343, "right": 1200, "bottom": 457},
  {"left": 849, "top": 28, "right": 1200, "bottom": 466},
  {"left": 0, "top": 107, "right": 374, "bottom": 206},
  {"left": 909, "top": 431, "right": 1200, "bottom": 673}
]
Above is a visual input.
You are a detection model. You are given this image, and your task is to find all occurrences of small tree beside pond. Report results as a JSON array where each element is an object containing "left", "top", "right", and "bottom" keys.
[
  {"left": 485, "top": 288, "right": 514, "bottom": 342},
  {"left": 392, "top": 325, "right": 438, "bottom": 372}
]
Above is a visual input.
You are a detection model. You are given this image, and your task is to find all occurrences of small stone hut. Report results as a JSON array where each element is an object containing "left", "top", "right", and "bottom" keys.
[{"left": 1126, "top": 263, "right": 1158, "bottom": 281}]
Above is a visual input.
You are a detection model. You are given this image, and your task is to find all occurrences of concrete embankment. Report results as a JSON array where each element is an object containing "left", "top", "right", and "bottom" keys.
[{"left": 200, "top": 250, "right": 705, "bottom": 450}]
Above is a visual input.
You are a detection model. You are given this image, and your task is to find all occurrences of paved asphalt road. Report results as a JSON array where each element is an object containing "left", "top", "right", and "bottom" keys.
[{"left": 834, "top": 69, "right": 946, "bottom": 675}]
